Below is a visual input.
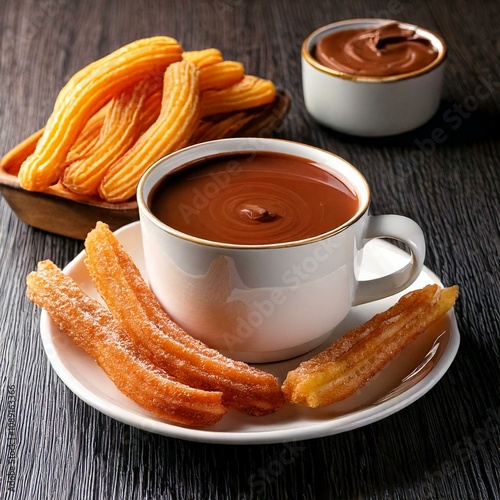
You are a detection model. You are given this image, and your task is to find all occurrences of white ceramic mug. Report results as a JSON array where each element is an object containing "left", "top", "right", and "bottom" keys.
[{"left": 138, "top": 138, "right": 425, "bottom": 362}]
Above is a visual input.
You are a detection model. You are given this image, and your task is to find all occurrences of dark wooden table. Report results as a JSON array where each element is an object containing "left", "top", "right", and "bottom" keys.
[{"left": 1, "top": 1, "right": 498, "bottom": 498}]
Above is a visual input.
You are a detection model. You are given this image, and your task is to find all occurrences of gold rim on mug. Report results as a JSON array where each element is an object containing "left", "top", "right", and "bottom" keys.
[
  {"left": 138, "top": 138, "right": 371, "bottom": 250},
  {"left": 302, "top": 18, "right": 447, "bottom": 83}
]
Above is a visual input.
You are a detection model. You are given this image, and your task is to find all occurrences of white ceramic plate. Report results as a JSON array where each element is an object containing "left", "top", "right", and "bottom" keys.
[{"left": 40, "top": 221, "right": 459, "bottom": 444}]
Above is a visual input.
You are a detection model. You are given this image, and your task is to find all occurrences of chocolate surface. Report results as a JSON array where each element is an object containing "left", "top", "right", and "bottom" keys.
[
  {"left": 314, "top": 22, "right": 438, "bottom": 76},
  {"left": 150, "top": 152, "right": 359, "bottom": 245}
]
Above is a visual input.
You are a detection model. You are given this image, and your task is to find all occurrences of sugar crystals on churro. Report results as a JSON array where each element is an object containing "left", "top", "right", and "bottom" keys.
[
  {"left": 282, "top": 284, "right": 458, "bottom": 407},
  {"left": 26, "top": 221, "right": 457, "bottom": 426}
]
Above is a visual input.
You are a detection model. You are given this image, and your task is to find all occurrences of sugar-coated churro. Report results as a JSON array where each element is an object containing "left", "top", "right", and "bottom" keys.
[
  {"left": 282, "top": 284, "right": 459, "bottom": 407},
  {"left": 84, "top": 222, "right": 284, "bottom": 416},
  {"left": 26, "top": 260, "right": 227, "bottom": 427}
]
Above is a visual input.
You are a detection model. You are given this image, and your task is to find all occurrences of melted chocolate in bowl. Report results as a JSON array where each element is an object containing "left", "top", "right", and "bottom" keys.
[
  {"left": 314, "top": 22, "right": 439, "bottom": 77},
  {"left": 149, "top": 152, "right": 359, "bottom": 245}
]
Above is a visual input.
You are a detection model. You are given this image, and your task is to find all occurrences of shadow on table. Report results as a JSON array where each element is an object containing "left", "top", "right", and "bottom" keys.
[{"left": 301, "top": 100, "right": 499, "bottom": 149}]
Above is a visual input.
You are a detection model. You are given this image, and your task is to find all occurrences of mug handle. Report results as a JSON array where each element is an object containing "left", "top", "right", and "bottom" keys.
[{"left": 352, "top": 215, "right": 426, "bottom": 306}]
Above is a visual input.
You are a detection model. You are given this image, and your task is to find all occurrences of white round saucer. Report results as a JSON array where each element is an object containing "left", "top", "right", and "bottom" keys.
[{"left": 40, "top": 221, "right": 459, "bottom": 444}]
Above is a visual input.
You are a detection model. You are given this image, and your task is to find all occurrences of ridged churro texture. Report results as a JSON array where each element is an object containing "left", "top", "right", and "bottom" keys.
[
  {"left": 199, "top": 61, "right": 245, "bottom": 91},
  {"left": 282, "top": 284, "right": 459, "bottom": 407},
  {"left": 3, "top": 39, "right": 278, "bottom": 204},
  {"left": 26, "top": 260, "right": 227, "bottom": 427},
  {"left": 64, "top": 105, "right": 109, "bottom": 163},
  {"left": 182, "top": 48, "right": 223, "bottom": 68},
  {"left": 98, "top": 60, "right": 200, "bottom": 203},
  {"left": 84, "top": 222, "right": 284, "bottom": 416},
  {"left": 0, "top": 128, "right": 43, "bottom": 175},
  {"left": 62, "top": 79, "right": 160, "bottom": 196},
  {"left": 18, "top": 37, "right": 182, "bottom": 191}
]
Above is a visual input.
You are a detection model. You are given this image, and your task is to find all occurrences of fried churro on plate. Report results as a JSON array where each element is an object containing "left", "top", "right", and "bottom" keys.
[
  {"left": 282, "top": 284, "right": 458, "bottom": 407},
  {"left": 26, "top": 220, "right": 457, "bottom": 425},
  {"left": 26, "top": 260, "right": 227, "bottom": 427},
  {"left": 84, "top": 222, "right": 284, "bottom": 416}
]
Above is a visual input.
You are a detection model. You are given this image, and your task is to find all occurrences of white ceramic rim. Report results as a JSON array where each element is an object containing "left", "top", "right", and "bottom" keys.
[
  {"left": 137, "top": 138, "right": 371, "bottom": 249},
  {"left": 302, "top": 18, "right": 447, "bottom": 82}
]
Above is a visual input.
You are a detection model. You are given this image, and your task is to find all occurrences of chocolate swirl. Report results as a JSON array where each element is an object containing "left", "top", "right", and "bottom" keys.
[
  {"left": 150, "top": 152, "right": 359, "bottom": 245},
  {"left": 314, "top": 22, "right": 438, "bottom": 77}
]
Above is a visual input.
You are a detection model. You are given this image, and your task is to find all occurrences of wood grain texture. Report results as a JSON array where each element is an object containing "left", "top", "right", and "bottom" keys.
[{"left": 1, "top": 1, "right": 499, "bottom": 499}]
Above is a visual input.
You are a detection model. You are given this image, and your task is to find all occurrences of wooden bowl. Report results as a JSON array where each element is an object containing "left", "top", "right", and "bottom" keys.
[{"left": 0, "top": 90, "right": 291, "bottom": 240}]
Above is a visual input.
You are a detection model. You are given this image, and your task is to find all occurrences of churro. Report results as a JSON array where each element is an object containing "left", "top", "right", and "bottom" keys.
[
  {"left": 64, "top": 104, "right": 109, "bottom": 163},
  {"left": 1, "top": 128, "right": 43, "bottom": 175},
  {"left": 182, "top": 48, "right": 223, "bottom": 68},
  {"left": 98, "top": 60, "right": 200, "bottom": 203},
  {"left": 18, "top": 36, "right": 182, "bottom": 191},
  {"left": 84, "top": 222, "right": 284, "bottom": 416},
  {"left": 282, "top": 284, "right": 459, "bottom": 407},
  {"left": 201, "top": 75, "right": 276, "bottom": 117},
  {"left": 26, "top": 260, "right": 227, "bottom": 427},
  {"left": 4, "top": 38, "right": 283, "bottom": 204},
  {"left": 62, "top": 78, "right": 159, "bottom": 195},
  {"left": 1, "top": 103, "right": 110, "bottom": 176},
  {"left": 199, "top": 61, "right": 245, "bottom": 91}
]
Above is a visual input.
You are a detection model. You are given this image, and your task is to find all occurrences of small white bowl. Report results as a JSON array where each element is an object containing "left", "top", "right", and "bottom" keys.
[{"left": 302, "top": 18, "right": 447, "bottom": 136}]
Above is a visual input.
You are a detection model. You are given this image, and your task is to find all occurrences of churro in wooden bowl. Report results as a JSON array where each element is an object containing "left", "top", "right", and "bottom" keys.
[{"left": 0, "top": 39, "right": 290, "bottom": 239}]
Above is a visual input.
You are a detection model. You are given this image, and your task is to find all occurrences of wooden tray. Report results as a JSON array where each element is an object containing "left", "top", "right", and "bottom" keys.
[{"left": 0, "top": 90, "right": 291, "bottom": 240}]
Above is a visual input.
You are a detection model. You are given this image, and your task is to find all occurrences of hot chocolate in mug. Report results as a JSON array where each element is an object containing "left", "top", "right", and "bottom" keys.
[{"left": 138, "top": 138, "right": 425, "bottom": 362}]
